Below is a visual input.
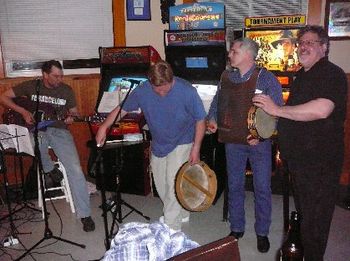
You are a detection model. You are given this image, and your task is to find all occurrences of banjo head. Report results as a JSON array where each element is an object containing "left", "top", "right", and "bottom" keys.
[{"left": 175, "top": 161, "right": 217, "bottom": 212}]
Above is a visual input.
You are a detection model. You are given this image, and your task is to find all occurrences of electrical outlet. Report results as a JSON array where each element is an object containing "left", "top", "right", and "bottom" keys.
[{"left": 3, "top": 236, "right": 19, "bottom": 247}]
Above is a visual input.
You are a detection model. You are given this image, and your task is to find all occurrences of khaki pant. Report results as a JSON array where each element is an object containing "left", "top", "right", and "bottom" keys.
[{"left": 151, "top": 143, "right": 192, "bottom": 231}]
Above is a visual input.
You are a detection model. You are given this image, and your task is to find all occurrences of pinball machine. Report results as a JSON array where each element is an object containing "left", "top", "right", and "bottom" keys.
[
  {"left": 88, "top": 46, "right": 161, "bottom": 196},
  {"left": 244, "top": 26, "right": 303, "bottom": 102},
  {"left": 244, "top": 25, "right": 305, "bottom": 230}
]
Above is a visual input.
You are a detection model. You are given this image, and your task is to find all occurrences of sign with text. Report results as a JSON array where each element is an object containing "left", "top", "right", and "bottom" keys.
[
  {"left": 169, "top": 2, "right": 225, "bottom": 30},
  {"left": 245, "top": 15, "right": 306, "bottom": 28},
  {"left": 165, "top": 29, "right": 225, "bottom": 46},
  {"left": 100, "top": 46, "right": 161, "bottom": 65}
]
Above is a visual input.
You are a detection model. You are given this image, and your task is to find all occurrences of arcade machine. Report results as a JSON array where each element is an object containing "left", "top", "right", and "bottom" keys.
[
  {"left": 89, "top": 46, "right": 161, "bottom": 196},
  {"left": 164, "top": 2, "right": 227, "bottom": 202}
]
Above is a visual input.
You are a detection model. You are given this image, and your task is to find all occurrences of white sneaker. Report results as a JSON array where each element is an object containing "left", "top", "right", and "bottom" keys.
[
  {"left": 181, "top": 216, "right": 190, "bottom": 223},
  {"left": 159, "top": 216, "right": 189, "bottom": 223}
]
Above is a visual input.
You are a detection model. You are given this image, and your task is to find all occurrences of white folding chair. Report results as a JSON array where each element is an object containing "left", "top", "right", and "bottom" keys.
[{"left": 37, "top": 157, "right": 75, "bottom": 218}]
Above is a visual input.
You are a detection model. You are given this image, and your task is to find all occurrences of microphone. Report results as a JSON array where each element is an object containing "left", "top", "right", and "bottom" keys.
[
  {"left": 35, "top": 77, "right": 41, "bottom": 92},
  {"left": 35, "top": 77, "right": 42, "bottom": 84},
  {"left": 122, "top": 78, "right": 142, "bottom": 86}
]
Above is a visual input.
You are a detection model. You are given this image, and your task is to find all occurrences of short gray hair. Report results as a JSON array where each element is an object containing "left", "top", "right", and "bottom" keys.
[{"left": 231, "top": 37, "right": 259, "bottom": 60}]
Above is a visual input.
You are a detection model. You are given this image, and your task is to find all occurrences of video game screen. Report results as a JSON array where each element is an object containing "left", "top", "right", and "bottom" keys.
[
  {"left": 185, "top": 57, "right": 209, "bottom": 69},
  {"left": 108, "top": 77, "right": 147, "bottom": 92}
]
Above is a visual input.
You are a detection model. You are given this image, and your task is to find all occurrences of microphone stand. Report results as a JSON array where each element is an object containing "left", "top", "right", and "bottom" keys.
[
  {"left": 16, "top": 79, "right": 85, "bottom": 260},
  {"left": 95, "top": 80, "right": 150, "bottom": 250}
]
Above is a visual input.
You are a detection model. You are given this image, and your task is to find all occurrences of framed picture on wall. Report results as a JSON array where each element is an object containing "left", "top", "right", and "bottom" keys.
[
  {"left": 126, "top": 0, "right": 151, "bottom": 21},
  {"left": 325, "top": 0, "right": 350, "bottom": 40}
]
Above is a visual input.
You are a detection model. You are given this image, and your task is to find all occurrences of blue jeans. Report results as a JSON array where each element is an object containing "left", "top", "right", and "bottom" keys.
[
  {"left": 37, "top": 127, "right": 91, "bottom": 218},
  {"left": 225, "top": 141, "right": 272, "bottom": 236}
]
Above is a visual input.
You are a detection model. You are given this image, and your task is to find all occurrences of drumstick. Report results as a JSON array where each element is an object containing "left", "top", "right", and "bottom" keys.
[{"left": 182, "top": 173, "right": 213, "bottom": 198}]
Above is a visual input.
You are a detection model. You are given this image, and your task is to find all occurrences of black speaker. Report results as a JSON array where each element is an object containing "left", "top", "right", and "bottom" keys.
[
  {"left": 90, "top": 142, "right": 151, "bottom": 196},
  {"left": 200, "top": 133, "right": 226, "bottom": 204}
]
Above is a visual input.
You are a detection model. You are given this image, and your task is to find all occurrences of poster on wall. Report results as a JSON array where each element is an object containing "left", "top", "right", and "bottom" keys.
[
  {"left": 325, "top": 0, "right": 350, "bottom": 40},
  {"left": 126, "top": 0, "right": 151, "bottom": 21}
]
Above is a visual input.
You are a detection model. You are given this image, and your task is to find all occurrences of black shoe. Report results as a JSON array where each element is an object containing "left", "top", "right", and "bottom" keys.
[
  {"left": 81, "top": 216, "right": 95, "bottom": 232},
  {"left": 229, "top": 231, "right": 244, "bottom": 240},
  {"left": 257, "top": 235, "right": 270, "bottom": 253},
  {"left": 45, "top": 167, "right": 64, "bottom": 188},
  {"left": 44, "top": 175, "right": 55, "bottom": 188},
  {"left": 49, "top": 166, "right": 64, "bottom": 183}
]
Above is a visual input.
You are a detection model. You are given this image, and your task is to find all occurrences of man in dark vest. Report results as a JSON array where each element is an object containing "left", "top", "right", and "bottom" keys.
[{"left": 207, "top": 38, "right": 283, "bottom": 253}]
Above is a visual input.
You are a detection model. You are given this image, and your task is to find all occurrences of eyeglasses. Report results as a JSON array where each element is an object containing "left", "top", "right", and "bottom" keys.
[{"left": 296, "top": 40, "right": 322, "bottom": 47}]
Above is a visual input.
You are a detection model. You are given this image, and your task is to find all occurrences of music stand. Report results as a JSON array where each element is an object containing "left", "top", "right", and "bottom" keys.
[
  {"left": 15, "top": 79, "right": 85, "bottom": 261},
  {"left": 0, "top": 125, "right": 41, "bottom": 223},
  {"left": 0, "top": 136, "right": 31, "bottom": 247},
  {"left": 94, "top": 80, "right": 150, "bottom": 250}
]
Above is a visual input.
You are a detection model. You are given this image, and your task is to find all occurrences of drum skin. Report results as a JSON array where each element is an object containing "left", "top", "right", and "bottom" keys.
[
  {"left": 175, "top": 161, "right": 217, "bottom": 212},
  {"left": 247, "top": 106, "right": 276, "bottom": 139}
]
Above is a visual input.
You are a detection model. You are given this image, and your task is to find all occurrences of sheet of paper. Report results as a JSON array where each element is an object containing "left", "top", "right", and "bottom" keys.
[
  {"left": 0, "top": 124, "right": 34, "bottom": 156},
  {"left": 97, "top": 91, "right": 120, "bottom": 113}
]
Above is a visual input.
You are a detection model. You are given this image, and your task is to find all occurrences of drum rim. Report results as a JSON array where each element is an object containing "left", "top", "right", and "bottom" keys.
[
  {"left": 175, "top": 161, "right": 217, "bottom": 212},
  {"left": 247, "top": 106, "right": 276, "bottom": 139},
  {"left": 255, "top": 108, "right": 276, "bottom": 138}
]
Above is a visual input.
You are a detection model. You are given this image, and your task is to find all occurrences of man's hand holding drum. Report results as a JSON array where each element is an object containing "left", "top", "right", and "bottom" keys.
[
  {"left": 252, "top": 94, "right": 280, "bottom": 117},
  {"left": 246, "top": 134, "right": 259, "bottom": 146},
  {"left": 206, "top": 119, "right": 217, "bottom": 134}
]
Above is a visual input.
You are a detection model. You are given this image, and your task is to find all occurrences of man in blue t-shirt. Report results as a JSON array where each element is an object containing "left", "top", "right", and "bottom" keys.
[{"left": 96, "top": 60, "right": 206, "bottom": 231}]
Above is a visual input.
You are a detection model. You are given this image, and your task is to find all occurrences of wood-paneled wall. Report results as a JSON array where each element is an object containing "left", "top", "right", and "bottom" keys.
[{"left": 0, "top": 74, "right": 100, "bottom": 184}]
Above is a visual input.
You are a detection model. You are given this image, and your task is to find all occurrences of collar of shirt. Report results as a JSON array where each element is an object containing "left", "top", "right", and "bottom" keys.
[
  {"left": 229, "top": 64, "right": 257, "bottom": 83},
  {"left": 299, "top": 56, "right": 328, "bottom": 75}
]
